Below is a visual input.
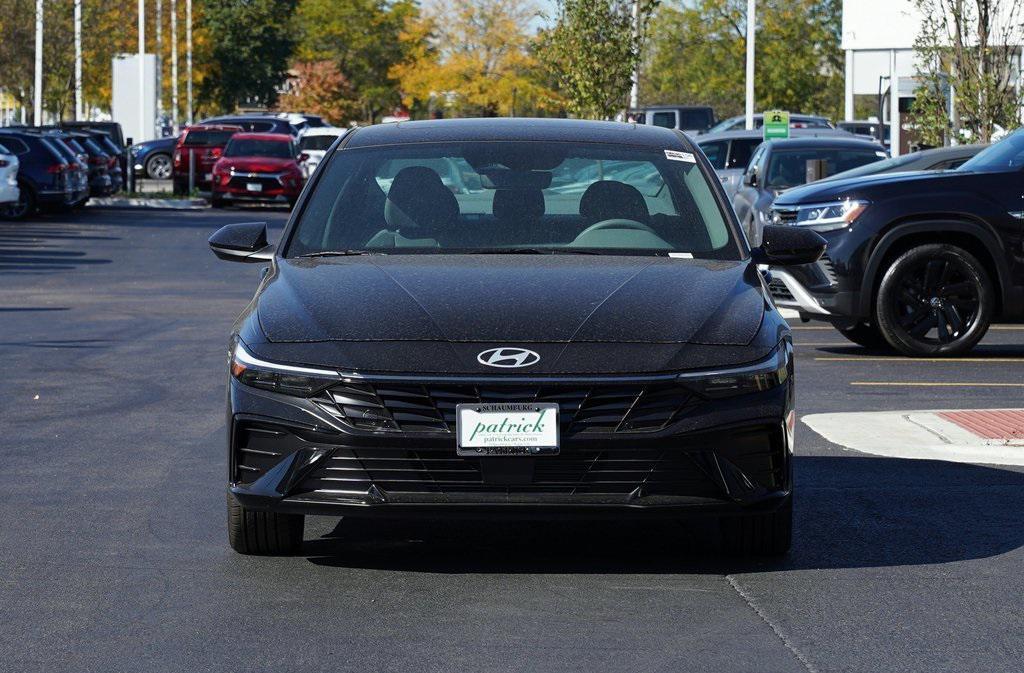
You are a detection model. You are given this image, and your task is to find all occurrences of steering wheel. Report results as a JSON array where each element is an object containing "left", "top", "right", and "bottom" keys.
[{"left": 576, "top": 218, "right": 658, "bottom": 237}]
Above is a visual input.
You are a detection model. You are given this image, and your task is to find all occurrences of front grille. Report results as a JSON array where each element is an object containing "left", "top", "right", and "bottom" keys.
[
  {"left": 768, "top": 277, "right": 795, "bottom": 302},
  {"left": 228, "top": 175, "right": 281, "bottom": 190},
  {"left": 314, "top": 381, "right": 700, "bottom": 435},
  {"left": 772, "top": 206, "right": 798, "bottom": 224},
  {"left": 818, "top": 254, "right": 838, "bottom": 285}
]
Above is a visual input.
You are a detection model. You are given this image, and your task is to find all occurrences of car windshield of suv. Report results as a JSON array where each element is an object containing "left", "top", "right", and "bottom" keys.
[
  {"left": 765, "top": 147, "right": 885, "bottom": 189},
  {"left": 287, "top": 141, "right": 740, "bottom": 259},
  {"left": 224, "top": 139, "right": 292, "bottom": 158},
  {"left": 184, "top": 130, "right": 236, "bottom": 146},
  {"left": 300, "top": 135, "right": 341, "bottom": 151},
  {"left": 958, "top": 131, "right": 1024, "bottom": 171}
]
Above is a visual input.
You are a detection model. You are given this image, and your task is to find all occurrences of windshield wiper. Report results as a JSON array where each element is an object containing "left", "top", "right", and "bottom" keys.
[{"left": 296, "top": 250, "right": 379, "bottom": 258}]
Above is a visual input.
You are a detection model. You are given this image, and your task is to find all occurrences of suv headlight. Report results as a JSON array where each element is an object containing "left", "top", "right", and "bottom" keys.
[
  {"left": 792, "top": 199, "right": 868, "bottom": 232},
  {"left": 230, "top": 342, "right": 338, "bottom": 396},
  {"left": 677, "top": 343, "right": 791, "bottom": 398}
]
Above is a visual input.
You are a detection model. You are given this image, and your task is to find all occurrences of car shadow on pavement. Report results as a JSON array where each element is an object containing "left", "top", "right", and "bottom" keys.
[
  {"left": 0, "top": 222, "right": 114, "bottom": 275},
  {"left": 303, "top": 455, "right": 1024, "bottom": 574},
  {"left": 811, "top": 343, "right": 1024, "bottom": 358}
]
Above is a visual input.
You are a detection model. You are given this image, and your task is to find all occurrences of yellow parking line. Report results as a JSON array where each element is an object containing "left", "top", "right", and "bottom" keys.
[
  {"left": 818, "top": 356, "right": 1024, "bottom": 363},
  {"left": 790, "top": 326, "right": 835, "bottom": 330},
  {"left": 851, "top": 381, "right": 1024, "bottom": 387}
]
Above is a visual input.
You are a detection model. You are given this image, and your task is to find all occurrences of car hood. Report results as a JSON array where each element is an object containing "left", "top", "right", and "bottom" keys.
[
  {"left": 775, "top": 168, "right": 965, "bottom": 205},
  {"left": 217, "top": 156, "right": 296, "bottom": 173},
  {"left": 249, "top": 255, "right": 770, "bottom": 375}
]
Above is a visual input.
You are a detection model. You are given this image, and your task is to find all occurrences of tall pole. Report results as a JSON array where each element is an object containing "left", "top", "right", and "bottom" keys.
[
  {"left": 33, "top": 0, "right": 43, "bottom": 125},
  {"left": 186, "top": 0, "right": 193, "bottom": 125},
  {"left": 629, "top": 0, "right": 639, "bottom": 111},
  {"left": 171, "top": 0, "right": 179, "bottom": 132},
  {"left": 744, "top": 0, "right": 755, "bottom": 130},
  {"left": 156, "top": 0, "right": 163, "bottom": 128},
  {"left": 139, "top": 0, "right": 146, "bottom": 141},
  {"left": 75, "top": 0, "right": 83, "bottom": 120}
]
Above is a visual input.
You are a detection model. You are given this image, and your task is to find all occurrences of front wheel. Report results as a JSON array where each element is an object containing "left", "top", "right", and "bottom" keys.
[
  {"left": 720, "top": 497, "right": 792, "bottom": 556},
  {"left": 1, "top": 184, "right": 36, "bottom": 220},
  {"left": 145, "top": 153, "right": 173, "bottom": 180},
  {"left": 226, "top": 491, "right": 304, "bottom": 555},
  {"left": 876, "top": 244, "right": 993, "bottom": 356}
]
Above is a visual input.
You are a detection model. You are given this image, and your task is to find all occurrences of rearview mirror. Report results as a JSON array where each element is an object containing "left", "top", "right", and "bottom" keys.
[
  {"left": 750, "top": 224, "right": 826, "bottom": 266},
  {"left": 208, "top": 221, "right": 275, "bottom": 263}
]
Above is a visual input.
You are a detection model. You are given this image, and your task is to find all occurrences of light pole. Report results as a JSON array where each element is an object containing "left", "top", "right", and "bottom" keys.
[
  {"left": 744, "top": 0, "right": 755, "bottom": 130},
  {"left": 156, "top": 0, "right": 163, "bottom": 127},
  {"left": 139, "top": 0, "right": 146, "bottom": 141},
  {"left": 186, "top": 0, "right": 193, "bottom": 125},
  {"left": 33, "top": 0, "right": 42, "bottom": 125},
  {"left": 629, "top": 0, "right": 639, "bottom": 111},
  {"left": 171, "top": 0, "right": 178, "bottom": 132},
  {"left": 75, "top": 0, "right": 83, "bottom": 120}
]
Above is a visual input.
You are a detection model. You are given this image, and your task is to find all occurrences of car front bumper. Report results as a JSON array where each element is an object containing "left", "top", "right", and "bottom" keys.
[{"left": 226, "top": 365, "right": 795, "bottom": 519}]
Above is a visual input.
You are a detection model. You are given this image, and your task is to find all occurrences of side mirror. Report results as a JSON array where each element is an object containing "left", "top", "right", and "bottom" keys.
[
  {"left": 750, "top": 224, "right": 826, "bottom": 266},
  {"left": 208, "top": 222, "right": 275, "bottom": 263},
  {"left": 742, "top": 170, "right": 757, "bottom": 187}
]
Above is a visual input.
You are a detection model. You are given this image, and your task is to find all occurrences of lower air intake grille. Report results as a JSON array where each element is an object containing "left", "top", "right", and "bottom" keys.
[{"left": 314, "top": 381, "right": 700, "bottom": 435}]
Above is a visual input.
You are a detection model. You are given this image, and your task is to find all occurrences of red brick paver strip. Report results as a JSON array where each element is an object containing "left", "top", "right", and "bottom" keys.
[{"left": 938, "top": 409, "right": 1024, "bottom": 440}]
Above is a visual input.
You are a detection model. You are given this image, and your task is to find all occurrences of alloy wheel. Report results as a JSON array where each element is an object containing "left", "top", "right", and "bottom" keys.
[
  {"left": 892, "top": 257, "right": 980, "bottom": 346},
  {"left": 147, "top": 153, "right": 173, "bottom": 180}
]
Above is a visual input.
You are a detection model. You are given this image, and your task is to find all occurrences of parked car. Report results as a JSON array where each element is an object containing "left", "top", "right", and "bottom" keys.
[
  {"left": 769, "top": 129, "right": 1024, "bottom": 356},
  {"left": 837, "top": 120, "right": 890, "bottom": 146},
  {"left": 296, "top": 126, "right": 346, "bottom": 178},
  {"left": 0, "top": 130, "right": 74, "bottom": 219},
  {"left": 172, "top": 125, "right": 241, "bottom": 194},
  {"left": 199, "top": 115, "right": 297, "bottom": 136},
  {"left": 58, "top": 121, "right": 126, "bottom": 181},
  {"left": 34, "top": 130, "right": 90, "bottom": 208},
  {"left": 130, "top": 134, "right": 180, "bottom": 179},
  {"left": 277, "top": 112, "right": 328, "bottom": 134},
  {"left": 821, "top": 143, "right": 987, "bottom": 182},
  {"left": 207, "top": 117, "right": 829, "bottom": 557},
  {"left": 732, "top": 136, "right": 887, "bottom": 245},
  {"left": 627, "top": 105, "right": 716, "bottom": 135},
  {"left": 707, "top": 113, "right": 835, "bottom": 134},
  {"left": 210, "top": 132, "right": 305, "bottom": 207},
  {"left": 44, "top": 128, "right": 115, "bottom": 197},
  {"left": 0, "top": 142, "right": 20, "bottom": 207},
  {"left": 90, "top": 132, "right": 125, "bottom": 192},
  {"left": 697, "top": 129, "right": 856, "bottom": 199}
]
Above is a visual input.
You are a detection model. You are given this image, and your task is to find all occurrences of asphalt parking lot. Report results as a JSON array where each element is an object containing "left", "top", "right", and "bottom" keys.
[{"left": 2, "top": 208, "right": 1023, "bottom": 673}]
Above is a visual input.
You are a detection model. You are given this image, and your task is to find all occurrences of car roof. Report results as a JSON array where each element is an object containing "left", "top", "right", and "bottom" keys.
[
  {"left": 904, "top": 143, "right": 987, "bottom": 160},
  {"left": 186, "top": 124, "right": 242, "bottom": 132},
  {"left": 697, "top": 128, "right": 854, "bottom": 142},
  {"left": 637, "top": 104, "right": 713, "bottom": 110},
  {"left": 229, "top": 132, "right": 292, "bottom": 142},
  {"left": 763, "top": 136, "right": 885, "bottom": 150},
  {"left": 202, "top": 115, "right": 287, "bottom": 122},
  {"left": 344, "top": 118, "right": 691, "bottom": 150},
  {"left": 302, "top": 127, "right": 346, "bottom": 137}
]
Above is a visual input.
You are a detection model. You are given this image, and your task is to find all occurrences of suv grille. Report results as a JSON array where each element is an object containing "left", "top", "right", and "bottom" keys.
[
  {"left": 314, "top": 381, "right": 700, "bottom": 435},
  {"left": 772, "top": 206, "right": 798, "bottom": 225}
]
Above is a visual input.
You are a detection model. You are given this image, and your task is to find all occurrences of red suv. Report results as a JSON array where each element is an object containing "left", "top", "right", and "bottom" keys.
[
  {"left": 172, "top": 124, "right": 241, "bottom": 194},
  {"left": 210, "top": 133, "right": 306, "bottom": 208}
]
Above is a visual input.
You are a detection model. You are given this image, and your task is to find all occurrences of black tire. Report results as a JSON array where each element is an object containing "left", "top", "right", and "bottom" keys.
[
  {"left": 172, "top": 178, "right": 187, "bottom": 196},
  {"left": 226, "top": 491, "right": 304, "bottom": 555},
  {"left": 1, "top": 183, "right": 36, "bottom": 220},
  {"left": 210, "top": 195, "right": 226, "bottom": 209},
  {"left": 720, "top": 497, "right": 792, "bottom": 556},
  {"left": 145, "top": 152, "right": 173, "bottom": 180},
  {"left": 876, "top": 243, "right": 993, "bottom": 357},
  {"left": 836, "top": 321, "right": 889, "bottom": 349}
]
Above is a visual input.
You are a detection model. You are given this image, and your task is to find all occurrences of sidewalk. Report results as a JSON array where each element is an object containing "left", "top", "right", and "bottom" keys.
[
  {"left": 803, "top": 409, "right": 1024, "bottom": 466},
  {"left": 87, "top": 196, "right": 207, "bottom": 210}
]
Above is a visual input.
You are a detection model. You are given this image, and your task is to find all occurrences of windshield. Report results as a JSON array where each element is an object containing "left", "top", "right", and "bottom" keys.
[
  {"left": 959, "top": 131, "right": 1024, "bottom": 171},
  {"left": 224, "top": 138, "right": 293, "bottom": 158},
  {"left": 286, "top": 141, "right": 740, "bottom": 259},
  {"left": 300, "top": 134, "right": 341, "bottom": 151},
  {"left": 184, "top": 130, "right": 236, "bottom": 147},
  {"left": 765, "top": 147, "right": 885, "bottom": 189}
]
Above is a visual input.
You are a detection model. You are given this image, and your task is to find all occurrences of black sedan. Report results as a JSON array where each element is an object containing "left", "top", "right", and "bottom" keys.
[
  {"left": 208, "top": 118, "right": 825, "bottom": 556},
  {"left": 770, "top": 130, "right": 1024, "bottom": 356}
]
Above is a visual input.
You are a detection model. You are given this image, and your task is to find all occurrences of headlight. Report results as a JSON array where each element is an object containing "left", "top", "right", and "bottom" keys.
[
  {"left": 792, "top": 199, "right": 868, "bottom": 232},
  {"left": 230, "top": 342, "right": 338, "bottom": 396},
  {"left": 677, "top": 343, "right": 790, "bottom": 398}
]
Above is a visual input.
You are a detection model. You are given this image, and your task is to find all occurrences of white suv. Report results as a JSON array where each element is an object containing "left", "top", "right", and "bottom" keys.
[{"left": 0, "top": 142, "right": 19, "bottom": 206}]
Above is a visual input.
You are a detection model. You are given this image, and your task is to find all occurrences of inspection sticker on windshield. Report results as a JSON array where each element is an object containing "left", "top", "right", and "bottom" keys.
[
  {"left": 456, "top": 403, "right": 559, "bottom": 456},
  {"left": 664, "top": 150, "right": 696, "bottom": 163}
]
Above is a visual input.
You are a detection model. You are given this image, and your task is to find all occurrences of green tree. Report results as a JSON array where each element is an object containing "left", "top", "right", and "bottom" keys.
[
  {"left": 295, "top": 0, "right": 417, "bottom": 122},
  {"left": 541, "top": 0, "right": 658, "bottom": 119},
  {"left": 199, "top": 0, "right": 298, "bottom": 112},
  {"left": 642, "top": 0, "right": 843, "bottom": 120}
]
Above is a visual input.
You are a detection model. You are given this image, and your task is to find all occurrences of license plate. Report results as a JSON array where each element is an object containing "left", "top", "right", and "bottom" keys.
[
  {"left": 246, "top": 182, "right": 262, "bottom": 192},
  {"left": 456, "top": 403, "right": 559, "bottom": 456},
  {"left": 204, "top": 172, "right": 212, "bottom": 182}
]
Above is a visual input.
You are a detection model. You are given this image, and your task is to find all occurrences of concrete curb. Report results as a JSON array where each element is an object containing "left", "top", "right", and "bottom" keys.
[{"left": 87, "top": 197, "right": 207, "bottom": 210}]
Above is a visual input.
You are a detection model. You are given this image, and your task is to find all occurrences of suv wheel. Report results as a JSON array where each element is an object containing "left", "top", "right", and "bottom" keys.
[
  {"left": 145, "top": 153, "right": 173, "bottom": 180},
  {"left": 226, "top": 491, "right": 304, "bottom": 555},
  {"left": 836, "top": 321, "right": 889, "bottom": 349},
  {"left": 876, "top": 243, "right": 993, "bottom": 356},
  {"left": 1, "top": 184, "right": 36, "bottom": 220},
  {"left": 720, "top": 497, "right": 792, "bottom": 556}
]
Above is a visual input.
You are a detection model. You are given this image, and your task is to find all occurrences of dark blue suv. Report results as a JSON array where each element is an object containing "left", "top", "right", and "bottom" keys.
[{"left": 0, "top": 130, "right": 75, "bottom": 220}]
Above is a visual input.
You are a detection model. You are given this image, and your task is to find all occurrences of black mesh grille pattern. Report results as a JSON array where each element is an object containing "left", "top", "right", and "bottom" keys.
[
  {"left": 314, "top": 380, "right": 699, "bottom": 435},
  {"left": 768, "top": 277, "right": 795, "bottom": 302},
  {"left": 818, "top": 254, "right": 838, "bottom": 285}
]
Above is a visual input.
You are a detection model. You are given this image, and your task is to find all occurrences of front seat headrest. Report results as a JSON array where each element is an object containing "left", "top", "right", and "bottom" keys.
[
  {"left": 579, "top": 180, "right": 650, "bottom": 225},
  {"left": 493, "top": 188, "right": 545, "bottom": 221},
  {"left": 384, "top": 166, "right": 459, "bottom": 233}
]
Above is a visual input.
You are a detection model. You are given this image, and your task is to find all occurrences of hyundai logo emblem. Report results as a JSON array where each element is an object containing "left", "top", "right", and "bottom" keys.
[{"left": 477, "top": 347, "right": 541, "bottom": 368}]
